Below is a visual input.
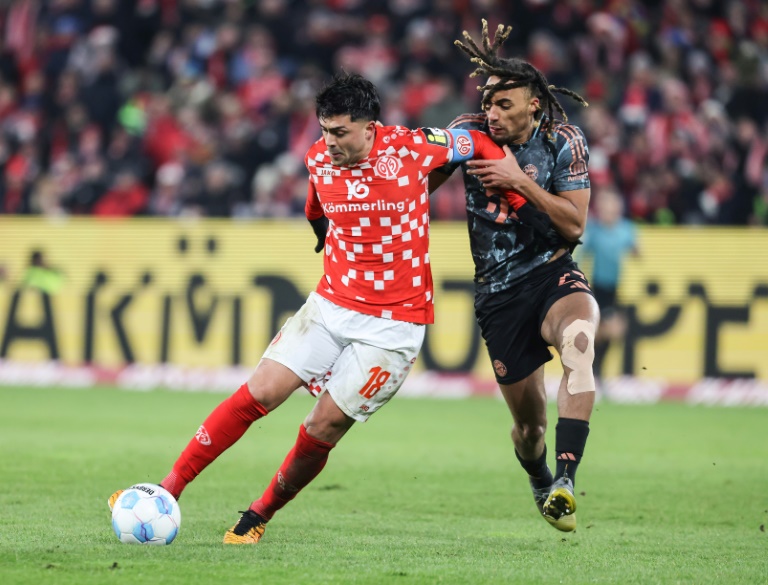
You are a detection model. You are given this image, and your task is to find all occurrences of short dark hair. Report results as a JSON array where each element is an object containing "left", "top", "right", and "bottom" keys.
[{"left": 315, "top": 72, "right": 381, "bottom": 122}]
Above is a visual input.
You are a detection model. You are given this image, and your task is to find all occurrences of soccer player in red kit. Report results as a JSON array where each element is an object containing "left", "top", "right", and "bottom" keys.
[{"left": 109, "top": 73, "right": 533, "bottom": 544}]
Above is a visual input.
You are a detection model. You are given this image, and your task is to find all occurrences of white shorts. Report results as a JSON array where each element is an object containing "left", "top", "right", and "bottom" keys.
[{"left": 262, "top": 292, "right": 425, "bottom": 422}]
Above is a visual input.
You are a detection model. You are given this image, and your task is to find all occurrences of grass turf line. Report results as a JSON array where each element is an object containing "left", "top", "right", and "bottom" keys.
[{"left": 0, "top": 386, "right": 766, "bottom": 585}]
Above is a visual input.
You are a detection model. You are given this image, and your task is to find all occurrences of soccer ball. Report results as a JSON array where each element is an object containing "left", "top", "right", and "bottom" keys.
[{"left": 111, "top": 483, "right": 181, "bottom": 545}]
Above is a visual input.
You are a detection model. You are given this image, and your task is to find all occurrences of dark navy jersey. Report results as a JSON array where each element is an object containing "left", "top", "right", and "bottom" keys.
[{"left": 436, "top": 113, "right": 590, "bottom": 293}]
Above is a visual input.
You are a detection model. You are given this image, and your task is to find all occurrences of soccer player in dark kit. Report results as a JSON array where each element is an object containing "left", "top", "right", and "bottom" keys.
[{"left": 429, "top": 20, "right": 599, "bottom": 532}]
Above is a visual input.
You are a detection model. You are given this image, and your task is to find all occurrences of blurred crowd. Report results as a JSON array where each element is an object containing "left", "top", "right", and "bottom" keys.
[{"left": 0, "top": 0, "right": 767, "bottom": 224}]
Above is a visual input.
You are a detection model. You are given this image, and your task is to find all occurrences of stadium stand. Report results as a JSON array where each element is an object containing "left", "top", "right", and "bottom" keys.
[{"left": 0, "top": 0, "right": 766, "bottom": 223}]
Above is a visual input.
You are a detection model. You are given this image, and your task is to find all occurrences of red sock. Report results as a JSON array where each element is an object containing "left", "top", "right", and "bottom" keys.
[
  {"left": 161, "top": 384, "right": 268, "bottom": 499},
  {"left": 249, "top": 424, "right": 335, "bottom": 520}
]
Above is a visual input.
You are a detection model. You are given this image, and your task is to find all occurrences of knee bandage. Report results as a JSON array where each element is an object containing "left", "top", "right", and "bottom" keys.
[{"left": 560, "top": 319, "right": 596, "bottom": 395}]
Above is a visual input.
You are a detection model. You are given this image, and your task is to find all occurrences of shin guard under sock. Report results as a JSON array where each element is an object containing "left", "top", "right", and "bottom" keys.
[
  {"left": 554, "top": 418, "right": 590, "bottom": 486},
  {"left": 161, "top": 384, "right": 268, "bottom": 498},
  {"left": 249, "top": 424, "right": 335, "bottom": 521}
]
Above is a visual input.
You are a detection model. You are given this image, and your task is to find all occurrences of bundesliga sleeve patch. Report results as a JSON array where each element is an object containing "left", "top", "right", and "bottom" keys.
[{"left": 421, "top": 128, "right": 450, "bottom": 148}]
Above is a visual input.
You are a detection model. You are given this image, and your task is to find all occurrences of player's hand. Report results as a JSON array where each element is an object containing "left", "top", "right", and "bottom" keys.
[
  {"left": 466, "top": 145, "right": 526, "bottom": 191},
  {"left": 309, "top": 216, "right": 329, "bottom": 253}
]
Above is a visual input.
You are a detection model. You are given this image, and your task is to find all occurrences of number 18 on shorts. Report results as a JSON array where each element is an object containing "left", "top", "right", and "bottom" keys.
[{"left": 262, "top": 293, "right": 425, "bottom": 422}]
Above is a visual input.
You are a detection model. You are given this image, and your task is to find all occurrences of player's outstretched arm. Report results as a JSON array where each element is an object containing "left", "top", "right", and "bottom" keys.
[{"left": 434, "top": 127, "right": 528, "bottom": 211}]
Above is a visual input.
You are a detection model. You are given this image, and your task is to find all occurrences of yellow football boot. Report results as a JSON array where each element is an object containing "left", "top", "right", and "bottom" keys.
[
  {"left": 107, "top": 489, "right": 124, "bottom": 512},
  {"left": 542, "top": 476, "right": 577, "bottom": 532},
  {"left": 223, "top": 510, "right": 267, "bottom": 544}
]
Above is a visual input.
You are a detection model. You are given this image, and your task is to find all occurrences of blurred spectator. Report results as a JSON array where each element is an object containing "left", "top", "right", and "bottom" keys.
[
  {"left": 92, "top": 168, "right": 149, "bottom": 216},
  {"left": 0, "top": 0, "right": 765, "bottom": 223},
  {"left": 1, "top": 148, "right": 34, "bottom": 213},
  {"left": 22, "top": 249, "right": 64, "bottom": 294},
  {"left": 61, "top": 156, "right": 108, "bottom": 214},
  {"left": 148, "top": 161, "right": 185, "bottom": 216},
  {"left": 182, "top": 160, "right": 240, "bottom": 217},
  {"left": 580, "top": 187, "right": 639, "bottom": 388},
  {"left": 335, "top": 15, "right": 397, "bottom": 86}
]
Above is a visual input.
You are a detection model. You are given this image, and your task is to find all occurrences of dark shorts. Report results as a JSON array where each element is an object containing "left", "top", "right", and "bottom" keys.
[
  {"left": 474, "top": 253, "right": 595, "bottom": 384},
  {"left": 593, "top": 284, "right": 619, "bottom": 318},
  {"left": 592, "top": 285, "right": 617, "bottom": 310}
]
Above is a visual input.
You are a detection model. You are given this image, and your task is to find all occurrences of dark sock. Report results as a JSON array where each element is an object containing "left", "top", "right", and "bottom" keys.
[
  {"left": 515, "top": 446, "right": 553, "bottom": 490},
  {"left": 593, "top": 339, "right": 609, "bottom": 379},
  {"left": 555, "top": 418, "right": 590, "bottom": 486}
]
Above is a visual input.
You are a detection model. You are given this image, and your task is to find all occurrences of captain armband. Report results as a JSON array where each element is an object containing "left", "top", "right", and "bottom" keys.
[
  {"left": 420, "top": 127, "right": 475, "bottom": 162},
  {"left": 445, "top": 129, "right": 475, "bottom": 162}
]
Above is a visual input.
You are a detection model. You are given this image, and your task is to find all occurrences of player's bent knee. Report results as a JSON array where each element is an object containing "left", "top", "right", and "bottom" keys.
[
  {"left": 560, "top": 319, "right": 596, "bottom": 395},
  {"left": 515, "top": 423, "right": 546, "bottom": 444}
]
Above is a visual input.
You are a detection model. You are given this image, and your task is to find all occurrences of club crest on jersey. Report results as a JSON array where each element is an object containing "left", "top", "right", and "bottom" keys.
[
  {"left": 374, "top": 155, "right": 403, "bottom": 180},
  {"left": 493, "top": 360, "right": 507, "bottom": 377},
  {"left": 422, "top": 127, "right": 449, "bottom": 147},
  {"left": 523, "top": 164, "right": 539, "bottom": 180},
  {"left": 317, "top": 167, "right": 340, "bottom": 177},
  {"left": 456, "top": 135, "right": 472, "bottom": 156}
]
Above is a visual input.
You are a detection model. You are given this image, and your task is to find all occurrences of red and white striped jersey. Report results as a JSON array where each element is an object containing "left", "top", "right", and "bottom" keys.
[{"left": 304, "top": 124, "right": 503, "bottom": 324}]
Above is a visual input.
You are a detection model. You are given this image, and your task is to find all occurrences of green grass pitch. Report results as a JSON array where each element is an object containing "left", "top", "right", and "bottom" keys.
[{"left": 1, "top": 385, "right": 767, "bottom": 585}]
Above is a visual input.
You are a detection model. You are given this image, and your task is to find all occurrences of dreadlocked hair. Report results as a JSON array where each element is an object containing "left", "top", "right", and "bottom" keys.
[{"left": 454, "top": 19, "right": 588, "bottom": 141}]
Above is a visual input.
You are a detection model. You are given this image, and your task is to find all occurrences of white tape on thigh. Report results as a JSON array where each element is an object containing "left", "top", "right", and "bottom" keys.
[{"left": 560, "top": 319, "right": 596, "bottom": 395}]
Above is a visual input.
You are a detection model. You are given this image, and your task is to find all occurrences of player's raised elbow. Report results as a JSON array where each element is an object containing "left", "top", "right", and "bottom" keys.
[
  {"left": 556, "top": 189, "right": 590, "bottom": 242},
  {"left": 564, "top": 223, "right": 586, "bottom": 242},
  {"left": 556, "top": 221, "right": 585, "bottom": 242}
]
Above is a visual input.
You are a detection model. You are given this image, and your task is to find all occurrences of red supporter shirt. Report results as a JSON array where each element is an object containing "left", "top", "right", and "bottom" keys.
[{"left": 305, "top": 125, "right": 511, "bottom": 324}]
